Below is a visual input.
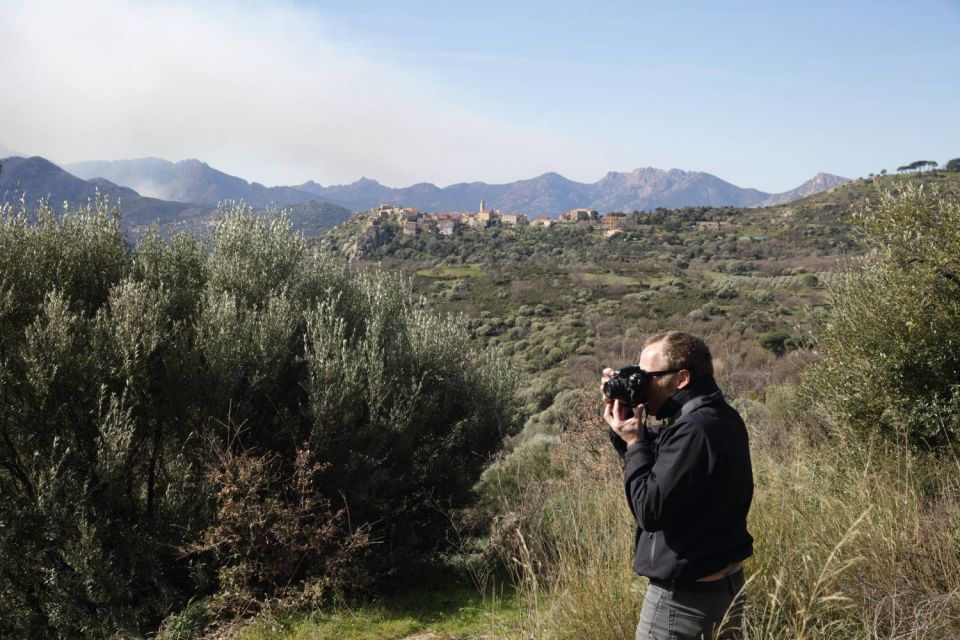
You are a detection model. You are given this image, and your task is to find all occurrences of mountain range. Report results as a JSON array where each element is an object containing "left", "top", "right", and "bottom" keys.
[
  {"left": 66, "top": 158, "right": 321, "bottom": 208},
  {"left": 63, "top": 157, "right": 849, "bottom": 217},
  {"left": 1, "top": 148, "right": 849, "bottom": 236},
  {"left": 1, "top": 156, "right": 201, "bottom": 224},
  {"left": 0, "top": 156, "right": 352, "bottom": 236}
]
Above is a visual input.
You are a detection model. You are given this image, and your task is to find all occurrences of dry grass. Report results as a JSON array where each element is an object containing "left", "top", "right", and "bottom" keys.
[{"left": 495, "top": 394, "right": 960, "bottom": 639}]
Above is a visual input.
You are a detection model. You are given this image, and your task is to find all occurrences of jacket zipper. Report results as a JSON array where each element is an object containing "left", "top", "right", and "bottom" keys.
[{"left": 649, "top": 532, "right": 656, "bottom": 563}]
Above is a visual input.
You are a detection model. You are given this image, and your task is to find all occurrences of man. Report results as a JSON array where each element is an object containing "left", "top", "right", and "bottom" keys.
[{"left": 602, "top": 331, "right": 754, "bottom": 640}]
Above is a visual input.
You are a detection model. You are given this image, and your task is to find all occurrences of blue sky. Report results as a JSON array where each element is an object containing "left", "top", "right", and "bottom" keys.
[{"left": 2, "top": 0, "right": 958, "bottom": 191}]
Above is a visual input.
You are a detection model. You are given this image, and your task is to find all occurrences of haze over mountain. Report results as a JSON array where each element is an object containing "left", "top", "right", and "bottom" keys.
[
  {"left": 64, "top": 156, "right": 849, "bottom": 216},
  {"left": 1, "top": 155, "right": 351, "bottom": 236},
  {"left": 0, "top": 156, "right": 199, "bottom": 225},
  {"left": 66, "top": 158, "right": 321, "bottom": 208},
  {"left": 0, "top": 143, "right": 25, "bottom": 159}
]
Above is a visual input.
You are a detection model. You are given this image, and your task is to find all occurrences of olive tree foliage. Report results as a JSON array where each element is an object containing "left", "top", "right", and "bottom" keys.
[
  {"left": 803, "top": 184, "right": 960, "bottom": 447},
  {"left": 0, "top": 199, "right": 520, "bottom": 637},
  {"left": 303, "top": 271, "right": 520, "bottom": 560}
]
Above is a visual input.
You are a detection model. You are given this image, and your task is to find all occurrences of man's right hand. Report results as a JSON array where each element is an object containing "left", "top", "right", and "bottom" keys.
[{"left": 604, "top": 399, "right": 643, "bottom": 446}]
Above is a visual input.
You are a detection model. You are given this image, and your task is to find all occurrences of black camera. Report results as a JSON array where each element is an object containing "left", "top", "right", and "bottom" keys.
[{"left": 602, "top": 365, "right": 650, "bottom": 407}]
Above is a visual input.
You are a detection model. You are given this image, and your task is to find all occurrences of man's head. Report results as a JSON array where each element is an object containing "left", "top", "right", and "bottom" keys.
[{"left": 638, "top": 331, "right": 713, "bottom": 413}]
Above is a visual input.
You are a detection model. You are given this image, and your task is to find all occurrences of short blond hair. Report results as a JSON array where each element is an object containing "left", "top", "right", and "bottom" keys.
[{"left": 644, "top": 331, "right": 713, "bottom": 379}]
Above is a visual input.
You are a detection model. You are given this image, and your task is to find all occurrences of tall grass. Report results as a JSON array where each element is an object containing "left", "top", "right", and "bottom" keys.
[{"left": 494, "top": 392, "right": 960, "bottom": 639}]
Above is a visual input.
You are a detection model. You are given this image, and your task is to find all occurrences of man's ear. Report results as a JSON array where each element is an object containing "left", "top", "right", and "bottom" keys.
[{"left": 676, "top": 369, "right": 692, "bottom": 389}]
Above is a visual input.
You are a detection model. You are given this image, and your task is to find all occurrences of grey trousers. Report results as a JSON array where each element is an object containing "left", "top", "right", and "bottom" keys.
[{"left": 635, "top": 571, "right": 746, "bottom": 640}]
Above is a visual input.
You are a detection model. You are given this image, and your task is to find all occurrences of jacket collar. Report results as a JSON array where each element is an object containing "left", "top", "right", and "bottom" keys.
[{"left": 654, "top": 375, "right": 723, "bottom": 422}]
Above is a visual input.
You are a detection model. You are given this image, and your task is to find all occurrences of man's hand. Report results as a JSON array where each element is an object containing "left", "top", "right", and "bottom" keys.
[
  {"left": 602, "top": 367, "right": 645, "bottom": 445},
  {"left": 603, "top": 398, "right": 644, "bottom": 446}
]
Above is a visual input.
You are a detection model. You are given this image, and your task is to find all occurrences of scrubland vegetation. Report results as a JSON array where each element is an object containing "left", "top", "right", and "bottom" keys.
[
  {"left": 2, "top": 172, "right": 959, "bottom": 638},
  {"left": 474, "top": 179, "right": 960, "bottom": 640},
  {"left": 0, "top": 199, "right": 518, "bottom": 637}
]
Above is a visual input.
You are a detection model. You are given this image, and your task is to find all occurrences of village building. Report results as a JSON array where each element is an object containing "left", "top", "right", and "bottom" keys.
[
  {"left": 459, "top": 212, "right": 480, "bottom": 229},
  {"left": 558, "top": 208, "right": 599, "bottom": 223},
  {"left": 530, "top": 215, "right": 553, "bottom": 228},
  {"left": 419, "top": 216, "right": 438, "bottom": 233},
  {"left": 501, "top": 213, "right": 528, "bottom": 226},
  {"left": 435, "top": 212, "right": 459, "bottom": 236},
  {"left": 365, "top": 201, "right": 629, "bottom": 236},
  {"left": 602, "top": 212, "right": 628, "bottom": 230},
  {"left": 374, "top": 204, "right": 395, "bottom": 219}
]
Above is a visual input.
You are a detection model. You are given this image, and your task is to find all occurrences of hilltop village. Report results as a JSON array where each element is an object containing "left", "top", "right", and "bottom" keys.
[{"left": 368, "top": 201, "right": 634, "bottom": 236}]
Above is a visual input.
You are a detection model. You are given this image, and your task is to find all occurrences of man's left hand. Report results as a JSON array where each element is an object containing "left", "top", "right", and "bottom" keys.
[{"left": 604, "top": 399, "right": 644, "bottom": 446}]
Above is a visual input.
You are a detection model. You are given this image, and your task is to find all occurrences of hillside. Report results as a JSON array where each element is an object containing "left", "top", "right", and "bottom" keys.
[
  {"left": 316, "top": 171, "right": 959, "bottom": 416},
  {"left": 322, "top": 172, "right": 958, "bottom": 265}
]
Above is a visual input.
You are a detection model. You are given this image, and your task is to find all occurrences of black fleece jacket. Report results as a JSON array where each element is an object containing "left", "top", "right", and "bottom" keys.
[{"left": 610, "top": 375, "right": 754, "bottom": 582}]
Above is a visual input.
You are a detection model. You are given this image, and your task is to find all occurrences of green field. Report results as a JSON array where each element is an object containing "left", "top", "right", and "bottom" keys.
[
  {"left": 572, "top": 272, "right": 642, "bottom": 286},
  {"left": 415, "top": 265, "right": 486, "bottom": 279},
  {"left": 235, "top": 584, "right": 522, "bottom": 640}
]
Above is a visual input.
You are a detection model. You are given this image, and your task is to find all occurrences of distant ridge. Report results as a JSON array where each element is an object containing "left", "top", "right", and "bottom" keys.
[
  {"left": 294, "top": 167, "right": 849, "bottom": 215},
  {"left": 1, "top": 155, "right": 207, "bottom": 227},
  {"left": 64, "top": 155, "right": 849, "bottom": 216},
  {"left": 757, "top": 173, "right": 851, "bottom": 206},
  {"left": 65, "top": 158, "right": 322, "bottom": 208},
  {"left": 1, "top": 156, "right": 352, "bottom": 236}
]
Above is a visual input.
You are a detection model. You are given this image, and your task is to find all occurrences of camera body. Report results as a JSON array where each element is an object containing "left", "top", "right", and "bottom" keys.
[{"left": 602, "top": 365, "right": 650, "bottom": 407}]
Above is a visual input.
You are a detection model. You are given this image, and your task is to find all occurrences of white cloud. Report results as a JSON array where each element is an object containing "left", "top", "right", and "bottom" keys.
[{"left": 0, "top": 0, "right": 605, "bottom": 186}]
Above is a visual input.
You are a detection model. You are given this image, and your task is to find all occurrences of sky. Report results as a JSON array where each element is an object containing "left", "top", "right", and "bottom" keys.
[{"left": 1, "top": 0, "right": 958, "bottom": 192}]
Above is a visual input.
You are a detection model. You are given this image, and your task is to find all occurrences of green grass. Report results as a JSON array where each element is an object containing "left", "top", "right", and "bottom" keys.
[
  {"left": 235, "top": 583, "right": 522, "bottom": 640},
  {"left": 701, "top": 270, "right": 731, "bottom": 282},
  {"left": 644, "top": 274, "right": 677, "bottom": 286},
  {"left": 415, "top": 265, "right": 486, "bottom": 279},
  {"left": 573, "top": 272, "right": 642, "bottom": 286}
]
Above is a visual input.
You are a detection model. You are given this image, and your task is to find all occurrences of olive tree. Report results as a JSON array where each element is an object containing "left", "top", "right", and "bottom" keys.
[
  {"left": 803, "top": 184, "right": 960, "bottom": 447},
  {"left": 0, "top": 199, "right": 520, "bottom": 637}
]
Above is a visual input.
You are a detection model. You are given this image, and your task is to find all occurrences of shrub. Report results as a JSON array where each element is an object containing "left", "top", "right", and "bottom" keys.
[
  {"left": 186, "top": 441, "right": 369, "bottom": 616},
  {"left": 747, "top": 289, "right": 774, "bottom": 304},
  {"left": 713, "top": 280, "right": 739, "bottom": 299},
  {"left": 0, "top": 200, "right": 519, "bottom": 636},
  {"left": 803, "top": 184, "right": 960, "bottom": 447},
  {"left": 802, "top": 274, "right": 820, "bottom": 287},
  {"left": 758, "top": 330, "right": 791, "bottom": 356},
  {"left": 155, "top": 600, "right": 209, "bottom": 640},
  {"left": 473, "top": 434, "right": 560, "bottom": 514}
]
